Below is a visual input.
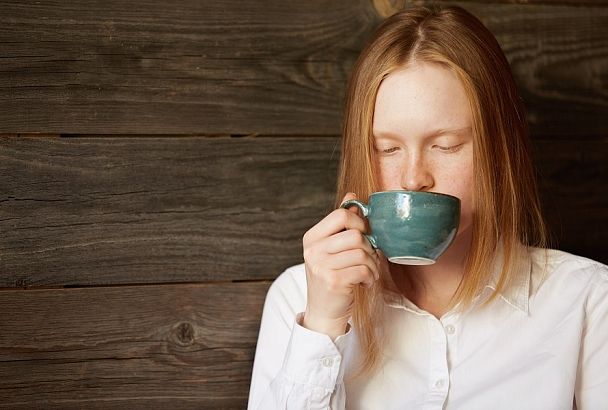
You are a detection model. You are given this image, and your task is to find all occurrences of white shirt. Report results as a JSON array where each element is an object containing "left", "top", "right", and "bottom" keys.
[{"left": 248, "top": 248, "right": 608, "bottom": 409}]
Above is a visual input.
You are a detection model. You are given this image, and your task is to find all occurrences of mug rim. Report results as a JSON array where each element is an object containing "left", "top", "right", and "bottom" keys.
[{"left": 369, "top": 190, "right": 459, "bottom": 201}]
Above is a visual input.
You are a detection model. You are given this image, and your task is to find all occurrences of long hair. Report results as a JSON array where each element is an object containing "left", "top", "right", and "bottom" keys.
[{"left": 337, "top": 4, "right": 547, "bottom": 379}]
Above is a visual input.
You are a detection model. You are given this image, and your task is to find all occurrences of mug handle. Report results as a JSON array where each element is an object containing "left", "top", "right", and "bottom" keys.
[{"left": 340, "top": 199, "right": 378, "bottom": 249}]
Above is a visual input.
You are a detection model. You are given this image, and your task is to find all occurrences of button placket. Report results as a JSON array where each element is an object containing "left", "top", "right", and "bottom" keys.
[
  {"left": 441, "top": 314, "right": 460, "bottom": 378},
  {"left": 427, "top": 317, "right": 450, "bottom": 407}
]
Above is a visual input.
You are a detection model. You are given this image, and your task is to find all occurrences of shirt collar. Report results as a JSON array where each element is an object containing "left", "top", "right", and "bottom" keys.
[
  {"left": 382, "top": 243, "right": 532, "bottom": 315},
  {"left": 383, "top": 289, "right": 429, "bottom": 316},
  {"left": 484, "top": 243, "right": 532, "bottom": 315}
]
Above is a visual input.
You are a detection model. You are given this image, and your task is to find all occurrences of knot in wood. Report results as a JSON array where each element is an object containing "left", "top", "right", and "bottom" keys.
[
  {"left": 175, "top": 322, "right": 195, "bottom": 345},
  {"left": 15, "top": 277, "right": 28, "bottom": 289},
  {"left": 373, "top": 0, "right": 407, "bottom": 18}
]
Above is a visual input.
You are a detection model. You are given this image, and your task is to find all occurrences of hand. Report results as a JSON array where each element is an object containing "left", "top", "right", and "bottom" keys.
[{"left": 302, "top": 193, "right": 380, "bottom": 339}]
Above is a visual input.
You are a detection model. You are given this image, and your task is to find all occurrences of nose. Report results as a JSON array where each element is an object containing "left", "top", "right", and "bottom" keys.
[{"left": 400, "top": 153, "right": 433, "bottom": 191}]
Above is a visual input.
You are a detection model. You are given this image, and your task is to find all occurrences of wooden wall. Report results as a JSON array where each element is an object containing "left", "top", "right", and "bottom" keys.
[{"left": 1, "top": 0, "right": 606, "bottom": 408}]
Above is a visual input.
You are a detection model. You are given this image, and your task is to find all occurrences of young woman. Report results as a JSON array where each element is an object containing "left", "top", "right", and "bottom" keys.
[{"left": 248, "top": 5, "right": 607, "bottom": 409}]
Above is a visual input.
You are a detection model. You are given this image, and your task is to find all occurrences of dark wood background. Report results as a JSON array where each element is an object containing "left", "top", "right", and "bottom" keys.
[{"left": 1, "top": 0, "right": 606, "bottom": 408}]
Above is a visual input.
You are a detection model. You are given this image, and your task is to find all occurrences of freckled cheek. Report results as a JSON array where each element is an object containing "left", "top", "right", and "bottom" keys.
[{"left": 375, "top": 161, "right": 401, "bottom": 190}]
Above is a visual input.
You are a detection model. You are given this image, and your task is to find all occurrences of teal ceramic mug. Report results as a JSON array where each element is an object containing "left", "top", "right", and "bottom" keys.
[{"left": 341, "top": 190, "right": 460, "bottom": 265}]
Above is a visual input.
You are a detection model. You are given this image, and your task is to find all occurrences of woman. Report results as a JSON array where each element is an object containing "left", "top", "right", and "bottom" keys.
[{"left": 248, "top": 5, "right": 607, "bottom": 409}]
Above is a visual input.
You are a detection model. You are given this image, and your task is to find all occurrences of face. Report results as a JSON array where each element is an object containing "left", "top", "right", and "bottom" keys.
[{"left": 372, "top": 62, "right": 474, "bottom": 236}]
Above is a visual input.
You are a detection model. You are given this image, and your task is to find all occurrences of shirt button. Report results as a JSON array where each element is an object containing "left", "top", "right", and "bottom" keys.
[
  {"left": 445, "top": 325, "right": 455, "bottom": 335},
  {"left": 435, "top": 379, "right": 445, "bottom": 389},
  {"left": 321, "top": 357, "right": 334, "bottom": 367}
]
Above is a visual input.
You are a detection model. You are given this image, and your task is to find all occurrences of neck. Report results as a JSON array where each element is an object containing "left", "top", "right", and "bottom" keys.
[{"left": 390, "top": 226, "right": 472, "bottom": 317}]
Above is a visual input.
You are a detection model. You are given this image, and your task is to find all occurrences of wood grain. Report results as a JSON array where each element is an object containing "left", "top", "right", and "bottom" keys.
[
  {"left": 533, "top": 139, "right": 608, "bottom": 260},
  {"left": 440, "top": 0, "right": 608, "bottom": 5},
  {"left": 0, "top": 281, "right": 271, "bottom": 408},
  {"left": 453, "top": 1, "right": 608, "bottom": 138},
  {"left": 0, "top": 1, "right": 606, "bottom": 136},
  {"left": 0, "top": 136, "right": 339, "bottom": 287},
  {"left": 0, "top": 0, "right": 376, "bottom": 135},
  {"left": 1, "top": 136, "right": 606, "bottom": 289}
]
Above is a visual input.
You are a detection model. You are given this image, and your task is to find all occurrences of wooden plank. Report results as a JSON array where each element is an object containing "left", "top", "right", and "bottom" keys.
[
  {"left": 1, "top": 136, "right": 606, "bottom": 288},
  {"left": 532, "top": 139, "right": 608, "bottom": 262},
  {"left": 377, "top": 0, "right": 608, "bottom": 17},
  {"left": 442, "top": 0, "right": 608, "bottom": 5},
  {"left": 0, "top": 281, "right": 271, "bottom": 408},
  {"left": 0, "top": 0, "right": 376, "bottom": 135},
  {"left": 449, "top": 1, "right": 608, "bottom": 138},
  {"left": 0, "top": 136, "right": 339, "bottom": 287},
  {"left": 0, "top": 1, "right": 606, "bottom": 136}
]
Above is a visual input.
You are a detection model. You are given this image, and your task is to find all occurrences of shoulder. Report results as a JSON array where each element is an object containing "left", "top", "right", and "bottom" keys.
[
  {"left": 263, "top": 263, "right": 308, "bottom": 319},
  {"left": 529, "top": 248, "right": 608, "bottom": 306},
  {"left": 530, "top": 248, "right": 607, "bottom": 283}
]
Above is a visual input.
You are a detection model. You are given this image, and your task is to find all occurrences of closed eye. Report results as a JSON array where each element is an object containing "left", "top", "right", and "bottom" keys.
[
  {"left": 375, "top": 146, "right": 400, "bottom": 154},
  {"left": 434, "top": 143, "right": 464, "bottom": 153}
]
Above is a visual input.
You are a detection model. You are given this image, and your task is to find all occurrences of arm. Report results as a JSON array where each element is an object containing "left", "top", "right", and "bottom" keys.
[
  {"left": 247, "top": 268, "right": 353, "bottom": 410},
  {"left": 574, "top": 262, "right": 608, "bottom": 409},
  {"left": 249, "top": 193, "right": 376, "bottom": 409}
]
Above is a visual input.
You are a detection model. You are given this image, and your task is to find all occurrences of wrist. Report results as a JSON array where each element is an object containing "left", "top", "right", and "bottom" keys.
[{"left": 302, "top": 310, "right": 349, "bottom": 340}]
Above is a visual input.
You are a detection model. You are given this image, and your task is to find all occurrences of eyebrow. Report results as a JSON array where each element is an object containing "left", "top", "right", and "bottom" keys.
[
  {"left": 374, "top": 126, "right": 472, "bottom": 140},
  {"left": 427, "top": 126, "right": 472, "bottom": 138}
]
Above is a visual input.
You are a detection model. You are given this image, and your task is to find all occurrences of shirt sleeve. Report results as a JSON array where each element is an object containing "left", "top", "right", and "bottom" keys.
[
  {"left": 574, "top": 262, "right": 608, "bottom": 409},
  {"left": 248, "top": 269, "right": 353, "bottom": 410}
]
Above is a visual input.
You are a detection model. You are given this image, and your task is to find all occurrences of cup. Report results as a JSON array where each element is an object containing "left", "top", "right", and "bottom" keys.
[{"left": 341, "top": 190, "right": 460, "bottom": 265}]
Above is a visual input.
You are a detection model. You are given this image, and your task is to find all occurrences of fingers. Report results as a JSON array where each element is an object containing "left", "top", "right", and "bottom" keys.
[
  {"left": 304, "top": 208, "right": 367, "bottom": 245},
  {"left": 322, "top": 229, "right": 375, "bottom": 257},
  {"left": 303, "top": 193, "right": 367, "bottom": 246},
  {"left": 301, "top": 192, "right": 378, "bottom": 337},
  {"left": 332, "top": 265, "right": 377, "bottom": 289},
  {"left": 327, "top": 249, "right": 380, "bottom": 281}
]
